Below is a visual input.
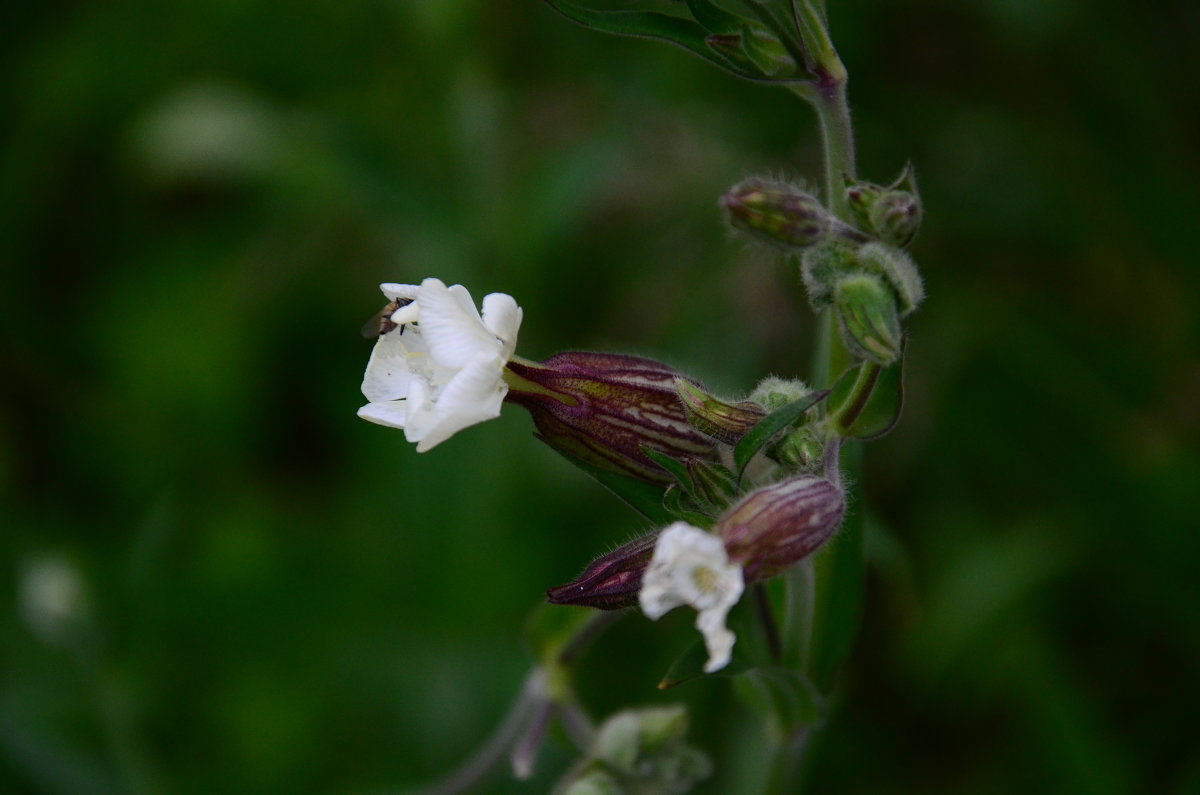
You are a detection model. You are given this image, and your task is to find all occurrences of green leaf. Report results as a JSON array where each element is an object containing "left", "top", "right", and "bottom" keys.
[
  {"left": 543, "top": 444, "right": 674, "bottom": 525},
  {"left": 642, "top": 447, "right": 695, "bottom": 493},
  {"left": 684, "top": 0, "right": 750, "bottom": 33},
  {"left": 541, "top": 1, "right": 753, "bottom": 76},
  {"left": 733, "top": 389, "right": 830, "bottom": 476},
  {"left": 663, "top": 486, "right": 716, "bottom": 529},
  {"left": 826, "top": 358, "right": 904, "bottom": 439}
]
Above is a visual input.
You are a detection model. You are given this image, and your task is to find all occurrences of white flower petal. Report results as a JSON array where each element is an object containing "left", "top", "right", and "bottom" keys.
[
  {"left": 481, "top": 292, "right": 522, "bottom": 357},
  {"left": 639, "top": 522, "right": 744, "bottom": 673},
  {"left": 360, "top": 330, "right": 430, "bottom": 402},
  {"left": 357, "top": 400, "right": 409, "bottom": 429},
  {"left": 380, "top": 283, "right": 420, "bottom": 301},
  {"left": 412, "top": 352, "right": 508, "bottom": 452},
  {"left": 418, "top": 279, "right": 503, "bottom": 369}
]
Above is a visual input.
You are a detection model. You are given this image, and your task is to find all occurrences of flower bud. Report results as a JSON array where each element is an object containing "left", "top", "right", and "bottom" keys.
[
  {"left": 505, "top": 353, "right": 717, "bottom": 486},
  {"left": 799, "top": 240, "right": 858, "bottom": 310},
  {"left": 673, "top": 379, "right": 765, "bottom": 444},
  {"left": 717, "top": 475, "right": 845, "bottom": 582},
  {"left": 721, "top": 177, "right": 861, "bottom": 249},
  {"left": 833, "top": 273, "right": 903, "bottom": 366},
  {"left": 748, "top": 376, "right": 812, "bottom": 411},
  {"left": 845, "top": 164, "right": 923, "bottom": 247},
  {"left": 546, "top": 532, "right": 659, "bottom": 610},
  {"left": 856, "top": 241, "right": 925, "bottom": 316}
]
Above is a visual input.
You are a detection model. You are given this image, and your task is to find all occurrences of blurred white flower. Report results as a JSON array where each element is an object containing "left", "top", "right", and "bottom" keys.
[
  {"left": 357, "top": 278, "right": 522, "bottom": 452},
  {"left": 19, "top": 555, "right": 89, "bottom": 648},
  {"left": 639, "top": 522, "right": 744, "bottom": 673}
]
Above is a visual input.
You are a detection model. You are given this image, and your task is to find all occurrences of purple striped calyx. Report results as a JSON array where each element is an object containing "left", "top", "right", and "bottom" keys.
[
  {"left": 717, "top": 475, "right": 845, "bottom": 582},
  {"left": 545, "top": 531, "right": 659, "bottom": 610},
  {"left": 503, "top": 352, "right": 717, "bottom": 486}
]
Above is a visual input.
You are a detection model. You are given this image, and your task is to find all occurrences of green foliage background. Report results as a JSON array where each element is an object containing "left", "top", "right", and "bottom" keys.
[{"left": 2, "top": 0, "right": 1198, "bottom": 792}]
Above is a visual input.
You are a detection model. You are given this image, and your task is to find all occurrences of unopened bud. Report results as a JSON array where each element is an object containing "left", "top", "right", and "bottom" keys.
[
  {"left": 505, "top": 353, "right": 716, "bottom": 486},
  {"left": 799, "top": 240, "right": 859, "bottom": 310},
  {"left": 845, "top": 164, "right": 923, "bottom": 247},
  {"left": 674, "top": 379, "right": 765, "bottom": 444},
  {"left": 717, "top": 476, "right": 845, "bottom": 581},
  {"left": 769, "top": 425, "right": 824, "bottom": 472},
  {"left": 856, "top": 242, "right": 925, "bottom": 316},
  {"left": 748, "top": 376, "right": 812, "bottom": 411},
  {"left": 833, "top": 274, "right": 903, "bottom": 366},
  {"left": 546, "top": 532, "right": 659, "bottom": 610},
  {"left": 721, "top": 178, "right": 859, "bottom": 249}
]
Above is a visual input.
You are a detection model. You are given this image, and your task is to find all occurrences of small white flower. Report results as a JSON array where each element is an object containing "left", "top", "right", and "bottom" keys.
[
  {"left": 358, "top": 278, "right": 523, "bottom": 452},
  {"left": 639, "top": 522, "right": 744, "bottom": 673}
]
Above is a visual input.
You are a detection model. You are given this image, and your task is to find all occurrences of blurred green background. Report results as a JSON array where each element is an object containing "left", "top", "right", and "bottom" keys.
[{"left": 3, "top": 0, "right": 1198, "bottom": 792}]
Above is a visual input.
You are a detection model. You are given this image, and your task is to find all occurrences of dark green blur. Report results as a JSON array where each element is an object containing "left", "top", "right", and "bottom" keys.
[{"left": 2, "top": 0, "right": 1197, "bottom": 792}]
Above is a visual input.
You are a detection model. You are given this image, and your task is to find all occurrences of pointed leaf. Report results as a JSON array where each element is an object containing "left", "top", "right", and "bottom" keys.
[
  {"left": 642, "top": 447, "right": 696, "bottom": 494},
  {"left": 733, "top": 389, "right": 830, "bottom": 476},
  {"left": 684, "top": 0, "right": 751, "bottom": 33},
  {"left": 542, "top": 443, "right": 673, "bottom": 525},
  {"left": 541, "top": 1, "right": 758, "bottom": 78},
  {"left": 663, "top": 486, "right": 716, "bottom": 529}
]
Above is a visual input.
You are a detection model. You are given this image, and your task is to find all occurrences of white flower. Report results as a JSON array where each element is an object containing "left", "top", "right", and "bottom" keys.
[
  {"left": 357, "top": 278, "right": 523, "bottom": 452},
  {"left": 639, "top": 522, "right": 745, "bottom": 673}
]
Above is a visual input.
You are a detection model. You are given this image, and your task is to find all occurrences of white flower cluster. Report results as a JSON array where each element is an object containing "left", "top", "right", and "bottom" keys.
[{"left": 358, "top": 278, "right": 522, "bottom": 452}]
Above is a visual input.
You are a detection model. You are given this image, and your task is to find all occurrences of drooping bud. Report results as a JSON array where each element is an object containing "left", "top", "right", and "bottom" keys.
[
  {"left": 833, "top": 273, "right": 903, "bottom": 366},
  {"left": 721, "top": 177, "right": 863, "bottom": 250},
  {"left": 547, "top": 532, "right": 659, "bottom": 610},
  {"left": 844, "top": 163, "right": 923, "bottom": 247},
  {"left": 504, "top": 353, "right": 717, "bottom": 486},
  {"left": 674, "top": 379, "right": 765, "bottom": 444},
  {"left": 856, "top": 241, "right": 925, "bottom": 316},
  {"left": 716, "top": 475, "right": 845, "bottom": 582}
]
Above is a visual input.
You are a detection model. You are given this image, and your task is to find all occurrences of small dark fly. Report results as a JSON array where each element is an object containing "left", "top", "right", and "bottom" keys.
[{"left": 360, "top": 297, "right": 414, "bottom": 339}]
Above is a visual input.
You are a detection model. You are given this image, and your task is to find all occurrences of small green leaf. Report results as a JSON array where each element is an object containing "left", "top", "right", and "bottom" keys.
[
  {"left": 663, "top": 486, "right": 716, "bottom": 529},
  {"left": 642, "top": 447, "right": 695, "bottom": 493},
  {"left": 826, "top": 358, "right": 904, "bottom": 439},
  {"left": 733, "top": 389, "right": 830, "bottom": 476},
  {"left": 544, "top": 444, "right": 673, "bottom": 524}
]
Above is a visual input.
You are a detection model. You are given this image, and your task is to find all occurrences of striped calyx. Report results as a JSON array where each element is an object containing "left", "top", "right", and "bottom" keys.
[
  {"left": 717, "top": 475, "right": 845, "bottom": 582},
  {"left": 545, "top": 531, "right": 659, "bottom": 610},
  {"left": 504, "top": 353, "right": 717, "bottom": 486}
]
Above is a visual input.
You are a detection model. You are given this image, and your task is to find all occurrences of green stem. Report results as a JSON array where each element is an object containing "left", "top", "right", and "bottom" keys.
[{"left": 770, "top": 4, "right": 862, "bottom": 791}]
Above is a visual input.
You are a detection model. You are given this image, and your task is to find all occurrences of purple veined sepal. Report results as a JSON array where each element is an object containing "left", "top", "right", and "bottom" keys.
[
  {"left": 546, "top": 531, "right": 660, "bottom": 611},
  {"left": 503, "top": 352, "right": 718, "bottom": 487},
  {"left": 717, "top": 474, "right": 846, "bottom": 582}
]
